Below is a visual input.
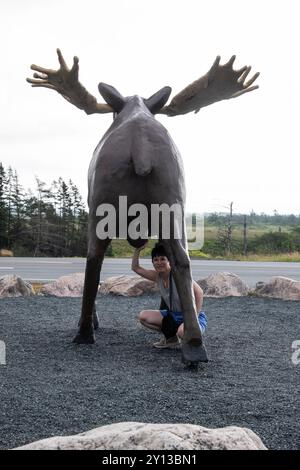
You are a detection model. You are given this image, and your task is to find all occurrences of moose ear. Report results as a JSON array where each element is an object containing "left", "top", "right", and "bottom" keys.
[
  {"left": 145, "top": 86, "right": 172, "bottom": 114},
  {"left": 98, "top": 83, "right": 125, "bottom": 112}
]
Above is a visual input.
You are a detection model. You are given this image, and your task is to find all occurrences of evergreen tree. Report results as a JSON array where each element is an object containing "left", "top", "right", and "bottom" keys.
[
  {"left": 0, "top": 162, "right": 89, "bottom": 256},
  {"left": 10, "top": 170, "right": 25, "bottom": 248},
  {"left": 69, "top": 180, "right": 87, "bottom": 255},
  {"left": 3, "top": 166, "right": 15, "bottom": 249},
  {"left": 0, "top": 163, "right": 7, "bottom": 249}
]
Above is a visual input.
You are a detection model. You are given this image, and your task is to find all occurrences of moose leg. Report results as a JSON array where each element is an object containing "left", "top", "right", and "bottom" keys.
[
  {"left": 79, "top": 302, "right": 99, "bottom": 330},
  {"left": 92, "top": 302, "right": 99, "bottom": 330},
  {"left": 161, "top": 239, "right": 208, "bottom": 364},
  {"left": 73, "top": 238, "right": 110, "bottom": 344},
  {"left": 78, "top": 302, "right": 99, "bottom": 329}
]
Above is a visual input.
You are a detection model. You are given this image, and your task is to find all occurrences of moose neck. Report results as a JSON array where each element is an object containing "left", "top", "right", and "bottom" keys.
[{"left": 114, "top": 95, "right": 154, "bottom": 124}]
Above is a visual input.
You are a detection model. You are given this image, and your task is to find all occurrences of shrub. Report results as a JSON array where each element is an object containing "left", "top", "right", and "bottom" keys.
[{"left": 248, "top": 232, "right": 295, "bottom": 254}]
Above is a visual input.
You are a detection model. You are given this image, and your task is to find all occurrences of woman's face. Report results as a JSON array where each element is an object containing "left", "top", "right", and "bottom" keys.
[{"left": 152, "top": 255, "right": 171, "bottom": 273}]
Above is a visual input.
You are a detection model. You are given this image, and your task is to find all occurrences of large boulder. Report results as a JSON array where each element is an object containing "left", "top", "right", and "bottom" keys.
[
  {"left": 0, "top": 249, "right": 13, "bottom": 257},
  {"left": 253, "top": 276, "right": 300, "bottom": 301},
  {"left": 197, "top": 272, "right": 249, "bottom": 297},
  {"left": 14, "top": 421, "right": 267, "bottom": 450},
  {"left": 40, "top": 273, "right": 85, "bottom": 297},
  {"left": 99, "top": 275, "right": 158, "bottom": 297},
  {"left": 40, "top": 274, "right": 158, "bottom": 297},
  {"left": 0, "top": 275, "right": 34, "bottom": 297}
]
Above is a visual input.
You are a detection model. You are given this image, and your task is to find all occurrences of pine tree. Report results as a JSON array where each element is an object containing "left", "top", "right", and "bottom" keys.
[
  {"left": 4, "top": 166, "right": 14, "bottom": 249},
  {"left": 69, "top": 180, "right": 87, "bottom": 255},
  {"left": 0, "top": 163, "right": 88, "bottom": 256},
  {"left": 0, "top": 162, "right": 7, "bottom": 249},
  {"left": 10, "top": 170, "right": 25, "bottom": 249},
  {"left": 56, "top": 178, "right": 73, "bottom": 255}
]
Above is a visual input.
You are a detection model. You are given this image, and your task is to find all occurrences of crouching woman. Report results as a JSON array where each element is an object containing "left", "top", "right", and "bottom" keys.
[{"left": 131, "top": 242, "right": 207, "bottom": 349}]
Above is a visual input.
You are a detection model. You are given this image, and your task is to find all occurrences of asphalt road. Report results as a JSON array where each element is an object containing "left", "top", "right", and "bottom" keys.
[{"left": 1, "top": 257, "right": 300, "bottom": 287}]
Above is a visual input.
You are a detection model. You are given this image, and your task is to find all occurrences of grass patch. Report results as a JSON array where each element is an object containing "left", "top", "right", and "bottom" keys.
[
  {"left": 224, "top": 252, "right": 300, "bottom": 262},
  {"left": 104, "top": 221, "right": 300, "bottom": 262}
]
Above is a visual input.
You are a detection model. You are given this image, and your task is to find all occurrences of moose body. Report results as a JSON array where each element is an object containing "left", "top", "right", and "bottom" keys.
[
  {"left": 27, "top": 50, "right": 259, "bottom": 365},
  {"left": 88, "top": 94, "right": 185, "bottom": 234}
]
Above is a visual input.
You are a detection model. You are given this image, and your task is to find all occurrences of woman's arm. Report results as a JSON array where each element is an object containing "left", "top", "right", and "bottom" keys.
[
  {"left": 131, "top": 245, "right": 158, "bottom": 282},
  {"left": 193, "top": 281, "right": 204, "bottom": 312}
]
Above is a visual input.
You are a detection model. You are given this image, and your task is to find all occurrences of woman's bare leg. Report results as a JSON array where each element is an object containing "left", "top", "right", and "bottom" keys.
[
  {"left": 177, "top": 323, "right": 184, "bottom": 339},
  {"left": 138, "top": 310, "right": 163, "bottom": 331},
  {"left": 177, "top": 322, "right": 204, "bottom": 339}
]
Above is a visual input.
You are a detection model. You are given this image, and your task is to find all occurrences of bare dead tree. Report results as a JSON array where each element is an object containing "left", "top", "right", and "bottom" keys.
[{"left": 243, "top": 214, "right": 248, "bottom": 256}]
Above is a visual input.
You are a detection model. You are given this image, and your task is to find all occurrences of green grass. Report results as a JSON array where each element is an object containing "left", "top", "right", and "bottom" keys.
[
  {"left": 222, "top": 252, "right": 300, "bottom": 262},
  {"left": 108, "top": 223, "right": 300, "bottom": 262},
  {"left": 109, "top": 239, "right": 156, "bottom": 258},
  {"left": 204, "top": 224, "right": 291, "bottom": 241}
]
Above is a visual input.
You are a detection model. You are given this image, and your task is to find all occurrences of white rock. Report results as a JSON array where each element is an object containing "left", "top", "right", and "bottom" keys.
[
  {"left": 0, "top": 275, "right": 34, "bottom": 298},
  {"left": 40, "top": 273, "right": 85, "bottom": 297},
  {"left": 197, "top": 272, "right": 249, "bottom": 297},
  {"left": 99, "top": 275, "right": 158, "bottom": 297},
  {"left": 254, "top": 276, "right": 300, "bottom": 301},
  {"left": 14, "top": 421, "right": 267, "bottom": 450}
]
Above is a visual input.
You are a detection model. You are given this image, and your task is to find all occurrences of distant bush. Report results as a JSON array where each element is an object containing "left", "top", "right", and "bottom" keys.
[
  {"left": 248, "top": 232, "right": 295, "bottom": 254},
  {"left": 201, "top": 239, "right": 223, "bottom": 256}
]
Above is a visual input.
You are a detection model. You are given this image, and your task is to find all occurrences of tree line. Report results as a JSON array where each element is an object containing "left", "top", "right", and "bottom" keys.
[
  {"left": 204, "top": 208, "right": 300, "bottom": 256},
  {"left": 0, "top": 162, "right": 88, "bottom": 256},
  {"left": 1, "top": 162, "right": 300, "bottom": 258},
  {"left": 205, "top": 210, "right": 300, "bottom": 227}
]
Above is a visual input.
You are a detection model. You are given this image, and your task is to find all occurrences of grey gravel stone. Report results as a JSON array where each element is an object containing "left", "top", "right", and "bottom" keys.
[{"left": 0, "top": 294, "right": 299, "bottom": 450}]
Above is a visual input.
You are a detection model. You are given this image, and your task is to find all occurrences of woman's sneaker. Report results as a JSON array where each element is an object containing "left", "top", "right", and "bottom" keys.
[{"left": 153, "top": 335, "right": 180, "bottom": 349}]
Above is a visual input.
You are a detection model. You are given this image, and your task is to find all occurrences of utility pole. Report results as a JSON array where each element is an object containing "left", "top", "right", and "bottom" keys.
[
  {"left": 243, "top": 214, "right": 247, "bottom": 256},
  {"left": 225, "top": 201, "right": 233, "bottom": 256}
]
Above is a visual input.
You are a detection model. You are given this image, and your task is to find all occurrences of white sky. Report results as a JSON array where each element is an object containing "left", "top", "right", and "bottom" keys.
[{"left": 0, "top": 0, "right": 299, "bottom": 215}]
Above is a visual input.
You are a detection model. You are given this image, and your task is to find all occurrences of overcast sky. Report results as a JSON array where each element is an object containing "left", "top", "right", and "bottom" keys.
[{"left": 1, "top": 0, "right": 299, "bottom": 215}]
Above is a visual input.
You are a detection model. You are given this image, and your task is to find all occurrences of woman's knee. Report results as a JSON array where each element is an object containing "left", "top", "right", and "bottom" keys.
[
  {"left": 138, "top": 310, "right": 162, "bottom": 326},
  {"left": 138, "top": 310, "right": 150, "bottom": 322}
]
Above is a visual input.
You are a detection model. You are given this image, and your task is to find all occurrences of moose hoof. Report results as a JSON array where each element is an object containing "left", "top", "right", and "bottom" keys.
[
  {"left": 72, "top": 328, "right": 95, "bottom": 344},
  {"left": 181, "top": 339, "right": 209, "bottom": 364}
]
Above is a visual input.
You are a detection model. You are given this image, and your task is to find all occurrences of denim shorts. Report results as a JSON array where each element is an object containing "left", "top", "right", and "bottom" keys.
[{"left": 160, "top": 310, "right": 207, "bottom": 334}]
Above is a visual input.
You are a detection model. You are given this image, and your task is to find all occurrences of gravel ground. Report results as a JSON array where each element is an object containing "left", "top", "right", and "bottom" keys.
[{"left": 0, "top": 294, "right": 299, "bottom": 450}]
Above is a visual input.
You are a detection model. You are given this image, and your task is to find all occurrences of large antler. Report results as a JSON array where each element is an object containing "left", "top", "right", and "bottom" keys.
[
  {"left": 159, "top": 55, "right": 259, "bottom": 116},
  {"left": 26, "top": 49, "right": 113, "bottom": 115}
]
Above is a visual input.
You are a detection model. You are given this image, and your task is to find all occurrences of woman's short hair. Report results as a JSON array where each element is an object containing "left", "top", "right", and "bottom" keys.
[{"left": 151, "top": 243, "right": 168, "bottom": 261}]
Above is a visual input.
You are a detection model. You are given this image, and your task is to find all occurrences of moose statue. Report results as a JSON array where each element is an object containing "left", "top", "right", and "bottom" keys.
[{"left": 27, "top": 49, "right": 259, "bottom": 365}]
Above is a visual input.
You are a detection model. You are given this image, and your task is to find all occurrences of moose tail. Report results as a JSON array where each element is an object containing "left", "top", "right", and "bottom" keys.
[{"left": 131, "top": 122, "right": 153, "bottom": 177}]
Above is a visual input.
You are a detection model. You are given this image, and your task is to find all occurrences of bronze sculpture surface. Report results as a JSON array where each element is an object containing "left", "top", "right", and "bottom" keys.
[{"left": 27, "top": 50, "right": 259, "bottom": 364}]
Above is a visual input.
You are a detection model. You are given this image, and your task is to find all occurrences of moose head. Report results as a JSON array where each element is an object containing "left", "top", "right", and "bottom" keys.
[{"left": 27, "top": 49, "right": 259, "bottom": 365}]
